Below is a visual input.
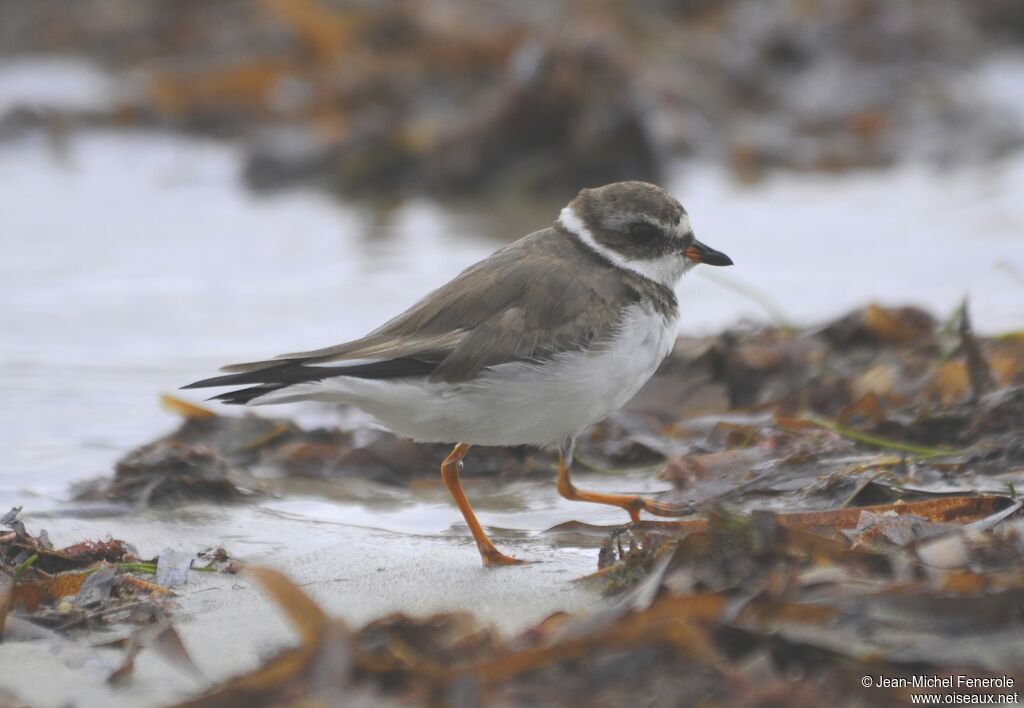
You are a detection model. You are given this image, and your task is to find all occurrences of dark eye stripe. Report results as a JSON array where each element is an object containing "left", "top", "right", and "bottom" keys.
[{"left": 628, "top": 222, "right": 660, "bottom": 242}]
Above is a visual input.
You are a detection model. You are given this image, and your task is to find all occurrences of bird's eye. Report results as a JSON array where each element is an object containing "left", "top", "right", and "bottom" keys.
[{"left": 628, "top": 222, "right": 660, "bottom": 243}]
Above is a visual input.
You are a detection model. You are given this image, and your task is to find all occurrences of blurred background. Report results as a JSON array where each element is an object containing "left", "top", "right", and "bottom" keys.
[{"left": 2, "top": 0, "right": 1023, "bottom": 504}]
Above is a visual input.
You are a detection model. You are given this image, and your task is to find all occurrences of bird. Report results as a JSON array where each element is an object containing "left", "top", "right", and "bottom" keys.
[{"left": 184, "top": 181, "right": 733, "bottom": 566}]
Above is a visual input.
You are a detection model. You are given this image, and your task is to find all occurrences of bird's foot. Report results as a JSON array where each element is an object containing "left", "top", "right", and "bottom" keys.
[
  {"left": 479, "top": 546, "right": 532, "bottom": 567},
  {"left": 628, "top": 496, "right": 695, "bottom": 521}
]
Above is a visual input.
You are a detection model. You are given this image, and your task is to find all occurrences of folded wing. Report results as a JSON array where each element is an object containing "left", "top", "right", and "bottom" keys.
[{"left": 183, "top": 229, "right": 628, "bottom": 404}]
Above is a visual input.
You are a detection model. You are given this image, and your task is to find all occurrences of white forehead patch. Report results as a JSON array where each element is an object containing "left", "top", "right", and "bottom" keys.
[{"left": 558, "top": 206, "right": 689, "bottom": 288}]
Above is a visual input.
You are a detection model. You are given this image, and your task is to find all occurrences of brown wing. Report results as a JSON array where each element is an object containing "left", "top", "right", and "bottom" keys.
[
  {"left": 298, "top": 228, "right": 634, "bottom": 382},
  {"left": 183, "top": 228, "right": 633, "bottom": 401}
]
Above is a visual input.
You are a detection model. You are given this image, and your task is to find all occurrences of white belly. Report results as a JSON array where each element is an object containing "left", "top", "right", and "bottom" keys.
[{"left": 254, "top": 306, "right": 677, "bottom": 447}]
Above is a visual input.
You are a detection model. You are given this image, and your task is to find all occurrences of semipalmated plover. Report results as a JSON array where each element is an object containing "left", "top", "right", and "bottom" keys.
[{"left": 185, "top": 181, "right": 732, "bottom": 566}]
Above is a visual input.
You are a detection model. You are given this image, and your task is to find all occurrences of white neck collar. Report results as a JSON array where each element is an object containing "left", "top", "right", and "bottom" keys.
[{"left": 558, "top": 206, "right": 690, "bottom": 288}]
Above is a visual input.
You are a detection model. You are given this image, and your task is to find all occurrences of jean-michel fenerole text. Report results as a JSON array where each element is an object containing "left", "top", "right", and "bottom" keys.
[{"left": 874, "top": 675, "right": 1014, "bottom": 689}]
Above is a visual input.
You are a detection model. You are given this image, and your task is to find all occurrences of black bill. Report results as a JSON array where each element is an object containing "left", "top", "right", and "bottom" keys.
[{"left": 684, "top": 239, "right": 733, "bottom": 266}]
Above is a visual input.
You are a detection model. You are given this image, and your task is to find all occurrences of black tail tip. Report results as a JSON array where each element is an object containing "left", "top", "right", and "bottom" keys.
[{"left": 207, "top": 385, "right": 281, "bottom": 405}]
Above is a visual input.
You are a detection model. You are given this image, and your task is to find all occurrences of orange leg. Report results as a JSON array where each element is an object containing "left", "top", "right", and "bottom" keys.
[
  {"left": 556, "top": 441, "right": 688, "bottom": 523},
  {"left": 441, "top": 443, "right": 527, "bottom": 567}
]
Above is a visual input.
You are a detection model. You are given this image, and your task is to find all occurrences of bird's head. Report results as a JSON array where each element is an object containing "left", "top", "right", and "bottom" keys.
[{"left": 557, "top": 181, "right": 732, "bottom": 287}]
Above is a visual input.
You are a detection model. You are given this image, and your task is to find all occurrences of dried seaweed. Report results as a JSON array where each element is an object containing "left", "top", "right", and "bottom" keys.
[
  {"left": 0, "top": 510, "right": 218, "bottom": 638},
  {"left": 4, "top": 1, "right": 1017, "bottom": 195},
  {"left": 12, "top": 299, "right": 1024, "bottom": 705},
  {"left": 177, "top": 520, "right": 1024, "bottom": 708}
]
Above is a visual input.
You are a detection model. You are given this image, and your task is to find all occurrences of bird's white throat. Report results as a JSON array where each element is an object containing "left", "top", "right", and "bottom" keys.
[{"left": 558, "top": 206, "right": 692, "bottom": 288}]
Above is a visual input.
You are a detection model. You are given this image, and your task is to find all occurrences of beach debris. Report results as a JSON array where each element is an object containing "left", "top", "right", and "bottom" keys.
[
  {"left": 74, "top": 399, "right": 556, "bottom": 505},
  {"left": 0, "top": 513, "right": 224, "bottom": 638},
  {"left": 104, "top": 623, "right": 202, "bottom": 686},
  {"left": 2, "top": 1, "right": 1021, "bottom": 196},
  {"left": 175, "top": 525, "right": 1024, "bottom": 708},
  {"left": 155, "top": 550, "right": 195, "bottom": 589},
  {"left": 956, "top": 298, "right": 997, "bottom": 400},
  {"left": 176, "top": 567, "right": 350, "bottom": 708},
  {"left": 74, "top": 564, "right": 117, "bottom": 607},
  {"left": 70, "top": 425, "right": 250, "bottom": 507},
  {"left": 196, "top": 546, "right": 241, "bottom": 574}
]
